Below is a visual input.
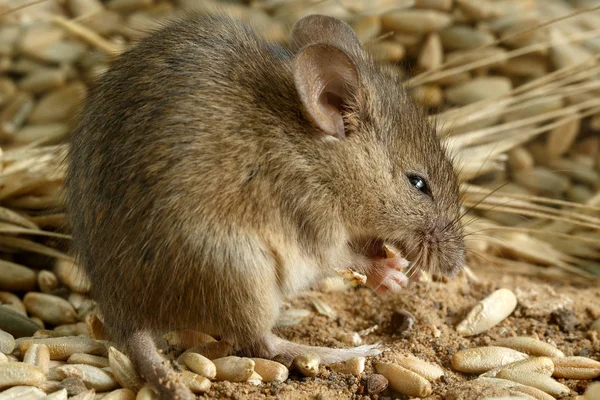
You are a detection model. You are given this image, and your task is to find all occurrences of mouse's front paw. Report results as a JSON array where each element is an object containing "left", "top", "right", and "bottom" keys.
[{"left": 366, "top": 257, "right": 410, "bottom": 295}]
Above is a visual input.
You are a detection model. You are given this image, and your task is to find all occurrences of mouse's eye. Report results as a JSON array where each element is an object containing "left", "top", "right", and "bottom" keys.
[{"left": 407, "top": 174, "right": 432, "bottom": 198}]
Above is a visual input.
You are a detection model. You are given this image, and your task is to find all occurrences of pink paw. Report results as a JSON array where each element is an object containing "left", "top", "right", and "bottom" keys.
[{"left": 366, "top": 257, "right": 410, "bottom": 295}]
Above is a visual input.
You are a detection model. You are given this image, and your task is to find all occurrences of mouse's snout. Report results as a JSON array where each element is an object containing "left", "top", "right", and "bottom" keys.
[{"left": 418, "top": 218, "right": 466, "bottom": 277}]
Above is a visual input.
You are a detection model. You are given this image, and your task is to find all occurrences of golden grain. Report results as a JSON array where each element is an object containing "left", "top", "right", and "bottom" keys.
[{"left": 375, "top": 362, "right": 432, "bottom": 397}]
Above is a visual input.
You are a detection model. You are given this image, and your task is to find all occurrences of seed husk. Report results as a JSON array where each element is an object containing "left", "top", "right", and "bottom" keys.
[
  {"left": 180, "top": 370, "right": 211, "bottom": 393},
  {"left": 551, "top": 356, "right": 600, "bottom": 380},
  {"left": 481, "top": 357, "right": 554, "bottom": 378},
  {"left": 0, "top": 363, "right": 46, "bottom": 389},
  {"left": 250, "top": 358, "right": 288, "bottom": 383},
  {"left": 294, "top": 355, "right": 319, "bottom": 377},
  {"left": 108, "top": 347, "right": 142, "bottom": 391},
  {"left": 452, "top": 346, "right": 529, "bottom": 374},
  {"left": 392, "top": 353, "right": 444, "bottom": 381},
  {"left": 56, "top": 363, "right": 119, "bottom": 391},
  {"left": 23, "top": 293, "right": 78, "bottom": 326},
  {"left": 213, "top": 356, "right": 255, "bottom": 382},
  {"left": 135, "top": 385, "right": 158, "bottom": 400},
  {"left": 23, "top": 344, "right": 50, "bottom": 374},
  {"left": 18, "top": 337, "right": 106, "bottom": 360},
  {"left": 496, "top": 369, "right": 570, "bottom": 398},
  {"left": 492, "top": 337, "right": 564, "bottom": 358},
  {"left": 181, "top": 352, "right": 216, "bottom": 379},
  {"left": 456, "top": 288, "right": 518, "bottom": 336},
  {"left": 375, "top": 362, "right": 432, "bottom": 397}
]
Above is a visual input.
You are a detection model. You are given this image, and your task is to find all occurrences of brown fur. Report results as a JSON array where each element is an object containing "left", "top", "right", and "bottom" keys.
[{"left": 66, "top": 13, "right": 464, "bottom": 399}]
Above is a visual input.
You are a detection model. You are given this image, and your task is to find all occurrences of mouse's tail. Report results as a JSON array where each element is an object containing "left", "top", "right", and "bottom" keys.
[{"left": 244, "top": 332, "right": 385, "bottom": 365}]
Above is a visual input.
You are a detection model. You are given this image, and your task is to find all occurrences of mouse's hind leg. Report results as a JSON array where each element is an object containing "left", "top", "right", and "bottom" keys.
[{"left": 126, "top": 330, "right": 195, "bottom": 400}]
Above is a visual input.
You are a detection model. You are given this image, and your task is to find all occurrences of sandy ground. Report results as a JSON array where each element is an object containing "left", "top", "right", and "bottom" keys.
[{"left": 198, "top": 267, "right": 600, "bottom": 399}]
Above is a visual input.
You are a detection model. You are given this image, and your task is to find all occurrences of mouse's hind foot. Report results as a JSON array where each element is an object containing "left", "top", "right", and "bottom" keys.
[
  {"left": 241, "top": 332, "right": 384, "bottom": 365},
  {"left": 126, "top": 330, "right": 196, "bottom": 400}
]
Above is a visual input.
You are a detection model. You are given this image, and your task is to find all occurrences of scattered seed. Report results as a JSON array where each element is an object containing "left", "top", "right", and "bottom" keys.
[
  {"left": 56, "top": 363, "right": 119, "bottom": 391},
  {"left": 68, "top": 353, "right": 110, "bottom": 369},
  {"left": 23, "top": 292, "right": 78, "bottom": 326},
  {"left": 492, "top": 337, "right": 564, "bottom": 358},
  {"left": 294, "top": 355, "right": 319, "bottom": 377},
  {"left": 375, "top": 362, "right": 432, "bottom": 397},
  {"left": 456, "top": 288, "right": 518, "bottom": 336},
  {"left": 392, "top": 353, "right": 444, "bottom": 381},
  {"left": 180, "top": 370, "right": 211, "bottom": 393},
  {"left": 382, "top": 9, "right": 453, "bottom": 33},
  {"left": 213, "top": 356, "right": 255, "bottom": 382},
  {"left": 452, "top": 346, "right": 529, "bottom": 374},
  {"left": 0, "top": 385, "right": 46, "bottom": 399},
  {"left": 496, "top": 369, "right": 570, "bottom": 398},
  {"left": 0, "top": 363, "right": 46, "bottom": 389},
  {"left": 584, "top": 382, "right": 600, "bottom": 400},
  {"left": 99, "top": 388, "right": 136, "bottom": 400},
  {"left": 329, "top": 357, "right": 365, "bottom": 375},
  {"left": 481, "top": 357, "right": 554, "bottom": 378},
  {"left": 0, "top": 329, "right": 15, "bottom": 355},
  {"left": 54, "top": 260, "right": 91, "bottom": 294},
  {"left": 0, "top": 260, "right": 36, "bottom": 292},
  {"left": 42, "top": 388, "right": 68, "bottom": 400},
  {"left": 551, "top": 356, "right": 600, "bottom": 380},
  {"left": 18, "top": 337, "right": 106, "bottom": 360},
  {"left": 23, "top": 344, "right": 50, "bottom": 374},
  {"left": 182, "top": 341, "right": 233, "bottom": 360},
  {"left": 337, "top": 331, "right": 362, "bottom": 346},
  {"left": 135, "top": 385, "right": 159, "bottom": 400},
  {"left": 181, "top": 352, "right": 216, "bottom": 379},
  {"left": 250, "top": 358, "right": 288, "bottom": 383},
  {"left": 246, "top": 371, "right": 263, "bottom": 386},
  {"left": 68, "top": 389, "right": 95, "bottom": 400},
  {"left": 58, "top": 376, "right": 87, "bottom": 396},
  {"left": 108, "top": 347, "right": 142, "bottom": 391}
]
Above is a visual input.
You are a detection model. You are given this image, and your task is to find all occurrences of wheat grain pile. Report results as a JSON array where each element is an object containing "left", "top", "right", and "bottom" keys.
[{"left": 0, "top": 0, "right": 598, "bottom": 399}]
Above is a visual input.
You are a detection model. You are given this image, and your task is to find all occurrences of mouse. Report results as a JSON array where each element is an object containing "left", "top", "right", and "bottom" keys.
[{"left": 66, "top": 12, "right": 465, "bottom": 399}]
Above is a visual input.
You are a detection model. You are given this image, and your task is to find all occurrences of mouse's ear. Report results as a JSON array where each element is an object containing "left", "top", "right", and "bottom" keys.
[
  {"left": 290, "top": 14, "right": 362, "bottom": 56},
  {"left": 294, "top": 43, "right": 359, "bottom": 139}
]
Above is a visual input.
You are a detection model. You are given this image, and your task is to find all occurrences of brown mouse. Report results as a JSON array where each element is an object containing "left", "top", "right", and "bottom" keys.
[{"left": 66, "top": 12, "right": 465, "bottom": 399}]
